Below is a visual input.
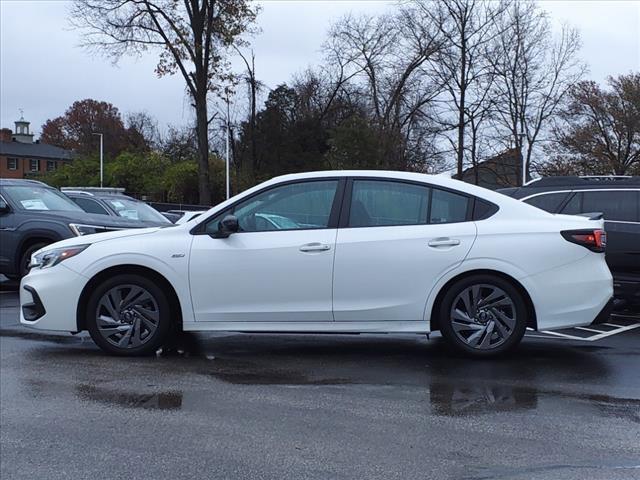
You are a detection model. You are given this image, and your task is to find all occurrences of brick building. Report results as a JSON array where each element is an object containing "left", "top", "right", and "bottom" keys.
[{"left": 0, "top": 117, "right": 73, "bottom": 179}]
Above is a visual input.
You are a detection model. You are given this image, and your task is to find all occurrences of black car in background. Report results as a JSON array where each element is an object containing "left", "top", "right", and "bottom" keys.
[
  {"left": 0, "top": 179, "right": 166, "bottom": 279},
  {"left": 61, "top": 188, "right": 171, "bottom": 226},
  {"left": 500, "top": 176, "right": 640, "bottom": 309}
]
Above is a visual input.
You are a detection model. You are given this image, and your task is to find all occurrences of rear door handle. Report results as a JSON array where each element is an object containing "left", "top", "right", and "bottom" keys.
[
  {"left": 299, "top": 242, "right": 331, "bottom": 252},
  {"left": 428, "top": 238, "right": 461, "bottom": 247}
]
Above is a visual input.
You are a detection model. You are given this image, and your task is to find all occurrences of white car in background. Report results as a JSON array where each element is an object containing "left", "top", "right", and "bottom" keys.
[
  {"left": 20, "top": 171, "right": 613, "bottom": 357},
  {"left": 172, "top": 210, "right": 207, "bottom": 225}
]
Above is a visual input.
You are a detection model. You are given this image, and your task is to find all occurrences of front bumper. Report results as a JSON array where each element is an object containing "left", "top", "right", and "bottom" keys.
[{"left": 20, "top": 264, "right": 87, "bottom": 332}]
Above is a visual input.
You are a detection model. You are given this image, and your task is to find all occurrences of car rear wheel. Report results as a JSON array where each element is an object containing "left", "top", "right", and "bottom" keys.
[
  {"left": 86, "top": 274, "right": 172, "bottom": 356},
  {"left": 439, "top": 275, "right": 528, "bottom": 356}
]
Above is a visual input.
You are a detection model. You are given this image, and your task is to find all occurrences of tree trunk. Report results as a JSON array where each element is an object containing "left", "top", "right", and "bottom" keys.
[{"left": 194, "top": 91, "right": 212, "bottom": 205}]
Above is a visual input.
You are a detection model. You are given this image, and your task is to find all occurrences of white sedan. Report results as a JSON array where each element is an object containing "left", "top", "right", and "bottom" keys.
[{"left": 20, "top": 171, "right": 613, "bottom": 356}]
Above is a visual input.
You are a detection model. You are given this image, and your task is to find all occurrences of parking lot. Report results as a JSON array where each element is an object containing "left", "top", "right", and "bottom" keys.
[{"left": 1, "top": 278, "right": 639, "bottom": 480}]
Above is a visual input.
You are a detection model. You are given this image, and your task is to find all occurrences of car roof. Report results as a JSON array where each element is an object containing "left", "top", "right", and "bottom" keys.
[
  {"left": 63, "top": 190, "right": 137, "bottom": 201},
  {"left": 0, "top": 178, "right": 49, "bottom": 187},
  {"left": 500, "top": 176, "right": 640, "bottom": 199}
]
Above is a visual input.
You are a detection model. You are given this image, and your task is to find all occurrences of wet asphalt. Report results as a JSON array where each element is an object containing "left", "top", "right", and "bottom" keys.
[{"left": 1, "top": 278, "right": 639, "bottom": 480}]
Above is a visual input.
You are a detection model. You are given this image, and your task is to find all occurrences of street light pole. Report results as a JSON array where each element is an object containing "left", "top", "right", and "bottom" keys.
[
  {"left": 225, "top": 121, "right": 230, "bottom": 200},
  {"left": 92, "top": 132, "right": 104, "bottom": 187}
]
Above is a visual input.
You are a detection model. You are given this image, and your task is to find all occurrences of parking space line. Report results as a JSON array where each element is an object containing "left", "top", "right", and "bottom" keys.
[
  {"left": 539, "top": 322, "right": 640, "bottom": 341},
  {"left": 575, "top": 326, "right": 607, "bottom": 333}
]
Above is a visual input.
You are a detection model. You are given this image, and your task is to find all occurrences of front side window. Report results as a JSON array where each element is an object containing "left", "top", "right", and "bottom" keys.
[
  {"left": 29, "top": 159, "right": 39, "bottom": 172},
  {"left": 7, "top": 158, "right": 17, "bottom": 170},
  {"left": 348, "top": 180, "right": 430, "bottom": 227},
  {"left": 430, "top": 189, "right": 469, "bottom": 224},
  {"left": 205, "top": 180, "right": 339, "bottom": 234}
]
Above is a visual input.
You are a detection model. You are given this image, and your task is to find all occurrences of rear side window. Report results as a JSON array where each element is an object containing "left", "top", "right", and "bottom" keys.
[
  {"left": 72, "top": 197, "right": 109, "bottom": 215},
  {"left": 581, "top": 191, "right": 639, "bottom": 222},
  {"left": 349, "top": 180, "right": 430, "bottom": 227},
  {"left": 429, "top": 189, "right": 469, "bottom": 224},
  {"left": 523, "top": 192, "right": 570, "bottom": 213}
]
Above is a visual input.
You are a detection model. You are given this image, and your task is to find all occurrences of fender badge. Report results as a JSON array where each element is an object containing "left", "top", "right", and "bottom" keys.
[{"left": 171, "top": 253, "right": 185, "bottom": 258}]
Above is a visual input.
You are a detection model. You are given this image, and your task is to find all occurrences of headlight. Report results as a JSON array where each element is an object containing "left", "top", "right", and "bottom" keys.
[
  {"left": 69, "top": 223, "right": 101, "bottom": 236},
  {"left": 29, "top": 245, "right": 89, "bottom": 269},
  {"left": 68, "top": 223, "right": 122, "bottom": 236}
]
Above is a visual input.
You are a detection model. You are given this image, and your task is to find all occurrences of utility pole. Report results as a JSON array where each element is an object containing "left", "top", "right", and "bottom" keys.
[{"left": 92, "top": 132, "right": 104, "bottom": 187}]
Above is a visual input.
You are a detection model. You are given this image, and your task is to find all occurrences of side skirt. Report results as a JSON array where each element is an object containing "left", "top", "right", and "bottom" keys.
[{"left": 182, "top": 320, "right": 429, "bottom": 334}]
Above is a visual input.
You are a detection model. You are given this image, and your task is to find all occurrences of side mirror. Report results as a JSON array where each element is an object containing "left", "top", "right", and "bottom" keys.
[
  {"left": 215, "top": 214, "right": 239, "bottom": 238},
  {"left": 0, "top": 198, "right": 10, "bottom": 215}
]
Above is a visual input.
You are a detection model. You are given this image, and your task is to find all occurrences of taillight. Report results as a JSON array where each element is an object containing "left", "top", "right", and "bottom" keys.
[{"left": 561, "top": 229, "right": 607, "bottom": 252}]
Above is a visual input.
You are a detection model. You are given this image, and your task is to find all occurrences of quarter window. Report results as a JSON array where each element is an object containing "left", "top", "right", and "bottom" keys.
[
  {"left": 348, "top": 180, "right": 430, "bottom": 227},
  {"left": 205, "top": 180, "right": 339, "bottom": 234},
  {"left": 429, "top": 189, "right": 469, "bottom": 224}
]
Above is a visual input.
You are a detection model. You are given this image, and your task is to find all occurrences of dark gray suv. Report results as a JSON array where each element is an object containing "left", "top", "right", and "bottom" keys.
[{"left": 0, "top": 179, "right": 168, "bottom": 278}]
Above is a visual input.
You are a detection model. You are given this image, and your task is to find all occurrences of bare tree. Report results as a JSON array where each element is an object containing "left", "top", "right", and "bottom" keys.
[
  {"left": 71, "top": 0, "right": 257, "bottom": 204},
  {"left": 491, "top": 1, "right": 585, "bottom": 183},
  {"left": 417, "top": 0, "right": 508, "bottom": 178},
  {"left": 326, "top": 11, "right": 443, "bottom": 169}
]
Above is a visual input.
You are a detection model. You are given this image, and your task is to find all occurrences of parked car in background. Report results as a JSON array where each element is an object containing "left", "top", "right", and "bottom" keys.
[
  {"left": 0, "top": 179, "right": 159, "bottom": 279},
  {"left": 20, "top": 171, "right": 612, "bottom": 357},
  {"left": 165, "top": 209, "right": 207, "bottom": 224},
  {"left": 161, "top": 211, "right": 183, "bottom": 223},
  {"left": 499, "top": 176, "right": 640, "bottom": 309},
  {"left": 61, "top": 188, "right": 171, "bottom": 226}
]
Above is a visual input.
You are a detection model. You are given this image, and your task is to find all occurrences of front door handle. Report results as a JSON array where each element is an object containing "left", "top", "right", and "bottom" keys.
[
  {"left": 299, "top": 242, "right": 331, "bottom": 252},
  {"left": 428, "top": 238, "right": 461, "bottom": 247}
]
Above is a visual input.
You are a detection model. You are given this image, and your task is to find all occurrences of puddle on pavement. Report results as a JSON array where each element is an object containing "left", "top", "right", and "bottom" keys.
[{"left": 75, "top": 384, "right": 183, "bottom": 410}]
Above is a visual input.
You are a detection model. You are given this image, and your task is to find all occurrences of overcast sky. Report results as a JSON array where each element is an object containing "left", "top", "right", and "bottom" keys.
[{"left": 1, "top": 0, "right": 638, "bottom": 138}]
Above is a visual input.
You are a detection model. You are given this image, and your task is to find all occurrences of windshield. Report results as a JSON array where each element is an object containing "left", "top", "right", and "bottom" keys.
[
  {"left": 3, "top": 185, "right": 84, "bottom": 212},
  {"left": 104, "top": 197, "right": 170, "bottom": 223}
]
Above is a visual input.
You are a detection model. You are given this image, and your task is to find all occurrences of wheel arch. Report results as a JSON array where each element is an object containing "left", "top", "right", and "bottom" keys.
[
  {"left": 76, "top": 264, "right": 183, "bottom": 332},
  {"left": 428, "top": 269, "right": 537, "bottom": 332},
  {"left": 15, "top": 234, "right": 60, "bottom": 274}
]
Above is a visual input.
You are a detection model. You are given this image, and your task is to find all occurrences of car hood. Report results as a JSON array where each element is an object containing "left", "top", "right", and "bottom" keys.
[{"left": 43, "top": 226, "right": 164, "bottom": 250}]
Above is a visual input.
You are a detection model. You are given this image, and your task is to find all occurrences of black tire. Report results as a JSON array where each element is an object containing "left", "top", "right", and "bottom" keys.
[
  {"left": 86, "top": 273, "right": 172, "bottom": 356},
  {"left": 438, "top": 274, "right": 528, "bottom": 357},
  {"left": 19, "top": 242, "right": 49, "bottom": 277}
]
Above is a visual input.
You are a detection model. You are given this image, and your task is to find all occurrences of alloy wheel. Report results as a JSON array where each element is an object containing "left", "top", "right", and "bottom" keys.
[
  {"left": 95, "top": 284, "right": 160, "bottom": 349},
  {"left": 449, "top": 284, "right": 517, "bottom": 350}
]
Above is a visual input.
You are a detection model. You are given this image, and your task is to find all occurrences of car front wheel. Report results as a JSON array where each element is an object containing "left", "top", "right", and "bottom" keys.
[
  {"left": 86, "top": 274, "right": 172, "bottom": 356},
  {"left": 438, "top": 275, "right": 528, "bottom": 356}
]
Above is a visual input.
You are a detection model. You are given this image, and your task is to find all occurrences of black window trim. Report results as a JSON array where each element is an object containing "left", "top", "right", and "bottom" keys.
[
  {"left": 338, "top": 176, "right": 478, "bottom": 229},
  {"left": 191, "top": 177, "right": 347, "bottom": 235}
]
